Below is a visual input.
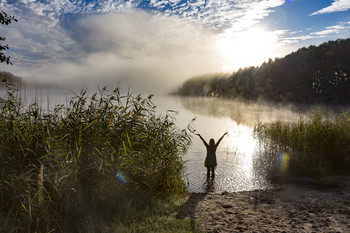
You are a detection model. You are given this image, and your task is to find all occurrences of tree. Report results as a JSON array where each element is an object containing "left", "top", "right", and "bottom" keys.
[
  {"left": 0, "top": 11, "right": 17, "bottom": 65},
  {"left": 176, "top": 38, "right": 350, "bottom": 105}
]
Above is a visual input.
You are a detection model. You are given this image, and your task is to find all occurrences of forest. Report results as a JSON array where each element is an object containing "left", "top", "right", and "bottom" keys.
[{"left": 176, "top": 38, "right": 350, "bottom": 105}]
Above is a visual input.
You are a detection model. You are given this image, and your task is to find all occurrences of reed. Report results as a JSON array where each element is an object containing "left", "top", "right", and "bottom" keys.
[
  {"left": 0, "top": 83, "right": 193, "bottom": 232},
  {"left": 254, "top": 109, "right": 350, "bottom": 178}
]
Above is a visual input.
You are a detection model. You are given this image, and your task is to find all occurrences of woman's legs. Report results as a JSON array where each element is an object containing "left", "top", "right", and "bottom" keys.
[
  {"left": 211, "top": 167, "right": 215, "bottom": 179},
  {"left": 207, "top": 167, "right": 215, "bottom": 179}
]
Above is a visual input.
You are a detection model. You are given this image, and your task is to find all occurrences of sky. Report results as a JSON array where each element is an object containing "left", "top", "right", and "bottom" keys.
[{"left": 1, "top": 0, "right": 350, "bottom": 93}]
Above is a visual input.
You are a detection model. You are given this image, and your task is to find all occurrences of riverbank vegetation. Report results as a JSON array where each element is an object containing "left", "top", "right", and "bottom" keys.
[
  {"left": 0, "top": 83, "right": 195, "bottom": 232},
  {"left": 177, "top": 38, "right": 350, "bottom": 105},
  {"left": 254, "top": 110, "right": 350, "bottom": 178}
]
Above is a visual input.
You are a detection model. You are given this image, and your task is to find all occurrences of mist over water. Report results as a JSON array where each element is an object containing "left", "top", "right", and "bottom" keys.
[
  {"left": 172, "top": 96, "right": 346, "bottom": 193},
  {"left": 179, "top": 97, "right": 314, "bottom": 126},
  {"left": 2, "top": 87, "right": 344, "bottom": 193},
  {"left": 154, "top": 96, "right": 314, "bottom": 193}
]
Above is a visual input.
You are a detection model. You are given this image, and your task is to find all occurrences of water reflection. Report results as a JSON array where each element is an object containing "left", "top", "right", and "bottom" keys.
[
  {"left": 136, "top": 95, "right": 350, "bottom": 194},
  {"left": 184, "top": 123, "right": 272, "bottom": 193},
  {"left": 227, "top": 125, "right": 258, "bottom": 156},
  {"left": 0, "top": 89, "right": 309, "bottom": 194},
  {"left": 179, "top": 96, "right": 311, "bottom": 126},
  {"left": 178, "top": 97, "right": 309, "bottom": 193}
]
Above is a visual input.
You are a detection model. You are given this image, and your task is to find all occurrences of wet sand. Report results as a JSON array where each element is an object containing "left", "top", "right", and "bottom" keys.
[{"left": 180, "top": 176, "right": 350, "bottom": 232}]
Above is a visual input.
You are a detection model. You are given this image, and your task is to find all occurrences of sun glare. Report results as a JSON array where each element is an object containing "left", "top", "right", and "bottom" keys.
[
  {"left": 227, "top": 125, "right": 258, "bottom": 157},
  {"left": 218, "top": 28, "right": 281, "bottom": 72},
  {"left": 225, "top": 125, "right": 259, "bottom": 181}
]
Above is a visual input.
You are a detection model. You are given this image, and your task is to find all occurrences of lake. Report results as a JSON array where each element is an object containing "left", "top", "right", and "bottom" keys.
[
  {"left": 153, "top": 96, "right": 317, "bottom": 193},
  {"left": 0, "top": 88, "right": 329, "bottom": 193}
]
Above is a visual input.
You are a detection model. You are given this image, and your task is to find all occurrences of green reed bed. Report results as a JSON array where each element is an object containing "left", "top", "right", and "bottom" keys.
[
  {"left": 254, "top": 110, "right": 350, "bottom": 177},
  {"left": 0, "top": 83, "right": 193, "bottom": 232}
]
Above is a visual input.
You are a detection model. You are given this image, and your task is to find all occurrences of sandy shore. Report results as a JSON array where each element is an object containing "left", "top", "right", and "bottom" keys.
[{"left": 180, "top": 176, "right": 350, "bottom": 232}]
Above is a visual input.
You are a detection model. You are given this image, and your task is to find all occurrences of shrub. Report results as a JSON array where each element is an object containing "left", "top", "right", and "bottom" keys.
[
  {"left": 0, "top": 83, "right": 192, "bottom": 232},
  {"left": 254, "top": 110, "right": 350, "bottom": 177}
]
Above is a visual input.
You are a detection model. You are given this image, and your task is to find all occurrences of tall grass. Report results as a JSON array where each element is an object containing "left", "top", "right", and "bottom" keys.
[
  {"left": 0, "top": 83, "right": 192, "bottom": 232},
  {"left": 254, "top": 109, "right": 350, "bottom": 177}
]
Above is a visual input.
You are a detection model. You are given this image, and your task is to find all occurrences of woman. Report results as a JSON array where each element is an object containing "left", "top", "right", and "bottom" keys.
[{"left": 197, "top": 132, "right": 228, "bottom": 179}]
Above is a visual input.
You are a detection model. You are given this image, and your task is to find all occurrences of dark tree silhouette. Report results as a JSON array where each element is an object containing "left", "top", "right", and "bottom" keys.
[
  {"left": 176, "top": 38, "right": 350, "bottom": 105},
  {"left": 0, "top": 11, "right": 17, "bottom": 65}
]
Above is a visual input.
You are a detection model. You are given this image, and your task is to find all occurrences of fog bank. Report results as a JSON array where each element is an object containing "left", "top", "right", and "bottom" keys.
[{"left": 7, "top": 10, "right": 225, "bottom": 94}]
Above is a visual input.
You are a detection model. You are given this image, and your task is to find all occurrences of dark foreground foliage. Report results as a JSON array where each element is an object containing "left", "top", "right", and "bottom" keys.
[
  {"left": 0, "top": 83, "right": 192, "bottom": 232},
  {"left": 254, "top": 110, "right": 350, "bottom": 178},
  {"left": 1, "top": 11, "right": 17, "bottom": 65}
]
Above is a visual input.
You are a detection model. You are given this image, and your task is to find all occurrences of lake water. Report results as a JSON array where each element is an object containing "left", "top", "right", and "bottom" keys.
[
  {"left": 0, "top": 88, "right": 327, "bottom": 193},
  {"left": 153, "top": 96, "right": 316, "bottom": 193}
]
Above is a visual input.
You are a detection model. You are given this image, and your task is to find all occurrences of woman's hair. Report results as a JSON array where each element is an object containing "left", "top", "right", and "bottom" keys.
[{"left": 209, "top": 138, "right": 215, "bottom": 146}]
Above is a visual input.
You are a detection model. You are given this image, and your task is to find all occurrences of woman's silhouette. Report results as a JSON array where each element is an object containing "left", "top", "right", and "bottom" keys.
[{"left": 197, "top": 132, "right": 228, "bottom": 179}]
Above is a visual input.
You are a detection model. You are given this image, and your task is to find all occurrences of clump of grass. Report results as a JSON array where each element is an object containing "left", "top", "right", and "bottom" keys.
[
  {"left": 254, "top": 109, "right": 350, "bottom": 177},
  {"left": 107, "top": 198, "right": 203, "bottom": 233},
  {"left": 0, "top": 83, "right": 192, "bottom": 232}
]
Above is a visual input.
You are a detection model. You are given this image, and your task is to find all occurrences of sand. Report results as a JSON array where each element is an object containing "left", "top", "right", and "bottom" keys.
[{"left": 180, "top": 176, "right": 350, "bottom": 232}]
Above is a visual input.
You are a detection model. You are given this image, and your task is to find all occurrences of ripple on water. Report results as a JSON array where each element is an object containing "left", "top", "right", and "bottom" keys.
[{"left": 183, "top": 126, "right": 274, "bottom": 193}]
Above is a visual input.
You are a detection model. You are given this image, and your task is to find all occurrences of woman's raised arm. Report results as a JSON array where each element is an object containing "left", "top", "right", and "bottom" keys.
[
  {"left": 215, "top": 132, "right": 228, "bottom": 147},
  {"left": 197, "top": 134, "right": 209, "bottom": 147}
]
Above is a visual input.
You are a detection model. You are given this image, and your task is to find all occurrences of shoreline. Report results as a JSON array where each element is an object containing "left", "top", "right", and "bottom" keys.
[{"left": 180, "top": 176, "right": 350, "bottom": 232}]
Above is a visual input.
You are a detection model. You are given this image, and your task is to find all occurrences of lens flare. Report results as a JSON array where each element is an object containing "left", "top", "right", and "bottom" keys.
[
  {"left": 115, "top": 169, "right": 127, "bottom": 183},
  {"left": 278, "top": 152, "right": 290, "bottom": 175}
]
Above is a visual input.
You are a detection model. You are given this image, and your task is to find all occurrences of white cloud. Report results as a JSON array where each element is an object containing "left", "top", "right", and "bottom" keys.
[
  {"left": 0, "top": 0, "right": 287, "bottom": 92},
  {"left": 311, "top": 0, "right": 350, "bottom": 15},
  {"left": 4, "top": 10, "right": 224, "bottom": 93},
  {"left": 312, "top": 25, "right": 346, "bottom": 35},
  {"left": 277, "top": 22, "right": 350, "bottom": 45},
  {"left": 162, "top": 0, "right": 285, "bottom": 32}
]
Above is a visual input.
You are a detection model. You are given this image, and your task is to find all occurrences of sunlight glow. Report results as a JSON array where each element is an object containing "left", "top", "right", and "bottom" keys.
[
  {"left": 226, "top": 125, "right": 259, "bottom": 179},
  {"left": 227, "top": 125, "right": 258, "bottom": 157},
  {"left": 218, "top": 27, "right": 281, "bottom": 72}
]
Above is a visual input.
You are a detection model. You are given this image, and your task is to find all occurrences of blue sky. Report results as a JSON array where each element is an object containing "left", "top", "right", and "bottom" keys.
[{"left": 1, "top": 0, "right": 350, "bottom": 92}]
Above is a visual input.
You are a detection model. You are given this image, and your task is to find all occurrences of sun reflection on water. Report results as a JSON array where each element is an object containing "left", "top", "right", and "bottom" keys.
[
  {"left": 155, "top": 95, "right": 292, "bottom": 193},
  {"left": 227, "top": 125, "right": 257, "bottom": 180},
  {"left": 185, "top": 121, "right": 270, "bottom": 194},
  {"left": 216, "top": 124, "right": 264, "bottom": 192},
  {"left": 227, "top": 125, "right": 258, "bottom": 156}
]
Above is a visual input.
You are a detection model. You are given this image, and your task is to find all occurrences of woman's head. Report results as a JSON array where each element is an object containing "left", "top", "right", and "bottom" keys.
[{"left": 209, "top": 138, "right": 215, "bottom": 146}]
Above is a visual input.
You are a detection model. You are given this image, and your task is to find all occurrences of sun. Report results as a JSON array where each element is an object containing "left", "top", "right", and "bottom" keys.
[{"left": 217, "top": 27, "right": 281, "bottom": 72}]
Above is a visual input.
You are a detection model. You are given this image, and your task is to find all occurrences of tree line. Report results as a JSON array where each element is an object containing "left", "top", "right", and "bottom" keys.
[{"left": 177, "top": 38, "right": 350, "bottom": 105}]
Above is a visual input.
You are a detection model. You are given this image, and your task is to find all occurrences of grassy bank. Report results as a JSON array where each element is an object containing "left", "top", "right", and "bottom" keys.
[
  {"left": 0, "top": 83, "right": 194, "bottom": 232},
  {"left": 254, "top": 110, "right": 350, "bottom": 177}
]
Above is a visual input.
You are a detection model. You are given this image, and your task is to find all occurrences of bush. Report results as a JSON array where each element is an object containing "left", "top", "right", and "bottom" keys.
[
  {"left": 0, "top": 83, "right": 192, "bottom": 232},
  {"left": 254, "top": 110, "right": 350, "bottom": 177}
]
